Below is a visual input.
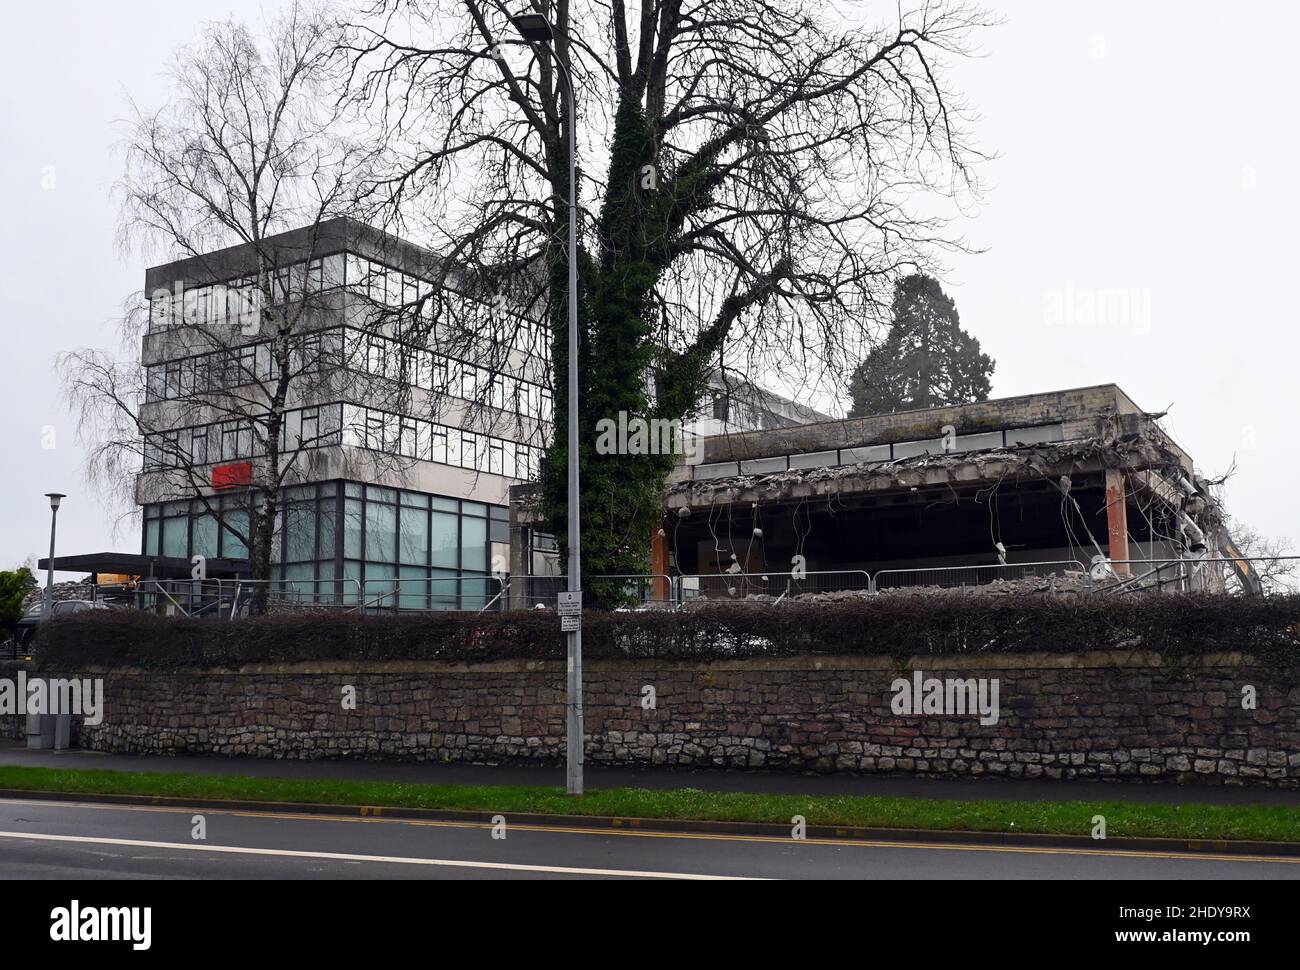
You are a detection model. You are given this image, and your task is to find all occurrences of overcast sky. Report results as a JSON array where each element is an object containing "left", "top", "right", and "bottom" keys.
[{"left": 2, "top": 0, "right": 1296, "bottom": 580}]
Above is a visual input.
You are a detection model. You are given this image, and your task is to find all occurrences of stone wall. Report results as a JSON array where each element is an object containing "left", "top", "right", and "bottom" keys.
[
  {"left": 0, "top": 663, "right": 27, "bottom": 740},
  {"left": 7, "top": 652, "right": 1299, "bottom": 787}
]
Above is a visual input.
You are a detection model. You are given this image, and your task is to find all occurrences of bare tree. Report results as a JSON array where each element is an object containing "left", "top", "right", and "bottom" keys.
[
  {"left": 60, "top": 2, "right": 405, "bottom": 614},
  {"left": 1228, "top": 522, "right": 1297, "bottom": 595},
  {"left": 338, "top": 0, "right": 992, "bottom": 585}
]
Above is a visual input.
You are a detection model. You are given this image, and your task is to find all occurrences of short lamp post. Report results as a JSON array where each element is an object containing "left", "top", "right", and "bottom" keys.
[{"left": 44, "top": 493, "right": 66, "bottom": 617}]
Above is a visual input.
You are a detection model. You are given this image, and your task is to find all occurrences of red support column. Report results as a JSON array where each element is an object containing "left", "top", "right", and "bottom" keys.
[
  {"left": 1105, "top": 469, "right": 1130, "bottom": 576},
  {"left": 650, "top": 527, "right": 670, "bottom": 601}
]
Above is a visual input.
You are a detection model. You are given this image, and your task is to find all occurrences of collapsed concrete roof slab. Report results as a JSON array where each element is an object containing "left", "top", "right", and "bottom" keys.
[
  {"left": 673, "top": 383, "right": 1192, "bottom": 473},
  {"left": 666, "top": 435, "right": 1180, "bottom": 509}
]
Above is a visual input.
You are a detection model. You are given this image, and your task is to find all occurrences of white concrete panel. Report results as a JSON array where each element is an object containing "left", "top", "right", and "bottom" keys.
[
  {"left": 1004, "top": 424, "right": 1065, "bottom": 446},
  {"left": 788, "top": 450, "right": 840, "bottom": 470},
  {"left": 840, "top": 444, "right": 891, "bottom": 464},
  {"left": 740, "top": 456, "right": 789, "bottom": 475}
]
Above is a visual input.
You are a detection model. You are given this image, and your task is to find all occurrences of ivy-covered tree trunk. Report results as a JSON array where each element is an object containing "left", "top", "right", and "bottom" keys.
[{"left": 540, "top": 101, "right": 683, "bottom": 601}]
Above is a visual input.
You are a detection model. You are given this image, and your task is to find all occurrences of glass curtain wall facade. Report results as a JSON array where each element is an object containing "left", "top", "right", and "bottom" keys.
[{"left": 141, "top": 480, "right": 509, "bottom": 610}]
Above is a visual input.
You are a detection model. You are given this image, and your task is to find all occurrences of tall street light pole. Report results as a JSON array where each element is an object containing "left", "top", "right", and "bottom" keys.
[
  {"left": 44, "top": 493, "right": 66, "bottom": 618},
  {"left": 510, "top": 12, "right": 583, "bottom": 795}
]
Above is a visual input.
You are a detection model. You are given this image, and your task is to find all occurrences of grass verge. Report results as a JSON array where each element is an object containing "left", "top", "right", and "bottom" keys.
[{"left": 1, "top": 765, "right": 1297, "bottom": 843}]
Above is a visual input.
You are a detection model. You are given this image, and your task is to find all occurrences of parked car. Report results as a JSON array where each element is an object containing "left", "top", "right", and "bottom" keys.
[{"left": 14, "top": 598, "right": 110, "bottom": 649}]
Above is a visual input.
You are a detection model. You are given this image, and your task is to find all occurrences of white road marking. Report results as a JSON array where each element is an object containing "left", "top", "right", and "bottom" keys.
[
  {"left": 3, "top": 797, "right": 1297, "bottom": 865},
  {"left": 0, "top": 830, "right": 760, "bottom": 880}
]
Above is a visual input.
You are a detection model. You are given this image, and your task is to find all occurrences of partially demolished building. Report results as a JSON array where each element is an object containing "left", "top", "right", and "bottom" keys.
[
  {"left": 507, "top": 383, "right": 1249, "bottom": 602},
  {"left": 655, "top": 384, "right": 1230, "bottom": 593}
]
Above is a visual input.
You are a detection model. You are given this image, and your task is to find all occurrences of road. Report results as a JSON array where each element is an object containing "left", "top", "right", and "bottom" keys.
[{"left": 0, "top": 797, "right": 1297, "bottom": 880}]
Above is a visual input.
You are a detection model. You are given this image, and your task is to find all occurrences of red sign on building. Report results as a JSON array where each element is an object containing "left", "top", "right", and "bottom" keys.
[{"left": 211, "top": 461, "right": 253, "bottom": 489}]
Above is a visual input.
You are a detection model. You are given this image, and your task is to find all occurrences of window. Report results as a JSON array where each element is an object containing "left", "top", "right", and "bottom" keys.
[
  {"left": 712, "top": 392, "right": 730, "bottom": 422},
  {"left": 430, "top": 512, "right": 459, "bottom": 568},
  {"left": 399, "top": 507, "right": 429, "bottom": 565},
  {"left": 445, "top": 427, "right": 462, "bottom": 468},
  {"left": 284, "top": 504, "right": 317, "bottom": 562},
  {"left": 320, "top": 403, "right": 342, "bottom": 444},
  {"left": 346, "top": 254, "right": 367, "bottom": 291},
  {"left": 161, "top": 430, "right": 180, "bottom": 465},
  {"left": 162, "top": 516, "right": 188, "bottom": 558},
  {"left": 460, "top": 365, "right": 478, "bottom": 401},
  {"left": 399, "top": 417, "right": 418, "bottom": 458},
  {"left": 191, "top": 512, "right": 218, "bottom": 558},
  {"left": 382, "top": 412, "right": 399, "bottom": 453},
  {"left": 178, "top": 358, "right": 195, "bottom": 396},
  {"left": 222, "top": 509, "right": 249, "bottom": 559},
  {"left": 365, "top": 501, "right": 396, "bottom": 561},
  {"left": 461, "top": 515, "right": 487, "bottom": 571},
  {"left": 274, "top": 267, "right": 292, "bottom": 304},
  {"left": 429, "top": 425, "right": 448, "bottom": 464},
  {"left": 149, "top": 292, "right": 172, "bottom": 330},
  {"left": 322, "top": 253, "right": 345, "bottom": 290},
  {"left": 319, "top": 506, "right": 336, "bottom": 564},
  {"left": 365, "top": 412, "right": 385, "bottom": 451},
  {"left": 164, "top": 362, "right": 181, "bottom": 399},
  {"left": 300, "top": 407, "right": 319, "bottom": 447},
  {"left": 238, "top": 345, "right": 258, "bottom": 383},
  {"left": 221, "top": 423, "right": 240, "bottom": 461},
  {"left": 366, "top": 337, "right": 385, "bottom": 376},
  {"left": 431, "top": 357, "right": 449, "bottom": 392},
  {"left": 343, "top": 498, "right": 364, "bottom": 559},
  {"left": 460, "top": 431, "right": 479, "bottom": 470},
  {"left": 189, "top": 428, "right": 208, "bottom": 466}
]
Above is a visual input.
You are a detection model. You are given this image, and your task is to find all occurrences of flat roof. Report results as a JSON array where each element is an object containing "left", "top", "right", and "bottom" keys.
[{"left": 39, "top": 552, "right": 251, "bottom": 579}]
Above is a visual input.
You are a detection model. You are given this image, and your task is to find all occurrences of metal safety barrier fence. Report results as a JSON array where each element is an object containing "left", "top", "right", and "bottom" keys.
[
  {"left": 13, "top": 556, "right": 1294, "bottom": 634},
  {"left": 676, "top": 569, "right": 872, "bottom": 603},
  {"left": 1097, "top": 556, "right": 1300, "bottom": 596}
]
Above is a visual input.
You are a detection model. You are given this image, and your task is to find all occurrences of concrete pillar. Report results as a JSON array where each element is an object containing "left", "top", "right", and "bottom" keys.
[
  {"left": 1105, "top": 468, "right": 1130, "bottom": 576},
  {"left": 508, "top": 522, "right": 530, "bottom": 611}
]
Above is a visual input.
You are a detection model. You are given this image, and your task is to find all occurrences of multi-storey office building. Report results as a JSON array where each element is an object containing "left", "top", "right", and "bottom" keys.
[{"left": 135, "top": 217, "right": 549, "bottom": 610}]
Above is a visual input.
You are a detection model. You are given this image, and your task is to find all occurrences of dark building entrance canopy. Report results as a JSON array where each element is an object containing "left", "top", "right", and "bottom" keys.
[{"left": 38, "top": 552, "right": 251, "bottom": 581}]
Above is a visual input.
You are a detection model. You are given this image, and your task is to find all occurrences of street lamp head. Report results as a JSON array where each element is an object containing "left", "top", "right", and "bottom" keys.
[
  {"left": 45, "top": 492, "right": 66, "bottom": 511},
  {"left": 510, "top": 12, "right": 554, "bottom": 43}
]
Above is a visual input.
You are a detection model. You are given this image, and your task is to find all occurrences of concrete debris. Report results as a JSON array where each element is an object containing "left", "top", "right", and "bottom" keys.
[
  {"left": 873, "top": 573, "right": 1097, "bottom": 598},
  {"left": 680, "top": 571, "right": 1102, "bottom": 607}
]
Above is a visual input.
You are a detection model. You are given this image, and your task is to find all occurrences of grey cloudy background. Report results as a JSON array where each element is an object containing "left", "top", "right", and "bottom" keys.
[{"left": 1, "top": 0, "right": 1295, "bottom": 581}]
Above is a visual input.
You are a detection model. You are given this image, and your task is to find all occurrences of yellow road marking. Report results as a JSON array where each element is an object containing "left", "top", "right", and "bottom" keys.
[{"left": 2, "top": 795, "right": 1297, "bottom": 865}]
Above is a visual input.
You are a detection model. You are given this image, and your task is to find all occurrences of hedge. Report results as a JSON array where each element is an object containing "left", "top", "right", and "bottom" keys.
[{"left": 28, "top": 593, "right": 1300, "bottom": 671}]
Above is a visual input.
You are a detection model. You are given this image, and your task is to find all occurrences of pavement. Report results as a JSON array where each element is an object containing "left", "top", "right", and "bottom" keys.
[
  {"left": 3, "top": 741, "right": 1299, "bottom": 806},
  {"left": 2, "top": 795, "right": 1297, "bottom": 880}
]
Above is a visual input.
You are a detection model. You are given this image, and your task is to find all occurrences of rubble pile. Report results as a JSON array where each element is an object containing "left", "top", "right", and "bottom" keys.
[
  {"left": 875, "top": 571, "right": 1097, "bottom": 598},
  {"left": 680, "top": 570, "right": 1097, "bottom": 608}
]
